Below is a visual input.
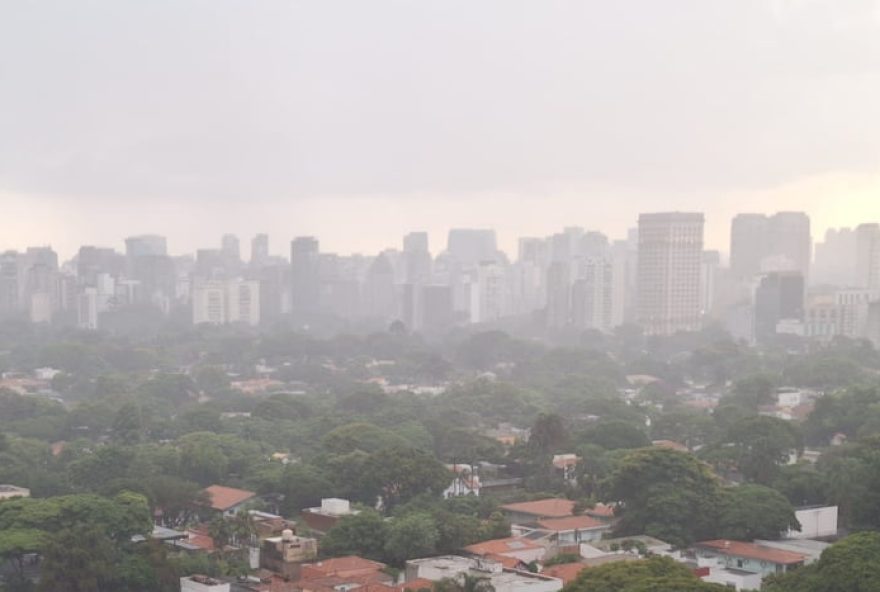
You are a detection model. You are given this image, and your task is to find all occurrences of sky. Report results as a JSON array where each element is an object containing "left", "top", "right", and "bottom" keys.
[{"left": 2, "top": 0, "right": 880, "bottom": 260}]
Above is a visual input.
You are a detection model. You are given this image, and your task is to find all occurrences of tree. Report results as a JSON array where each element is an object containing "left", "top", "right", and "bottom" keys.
[
  {"left": 321, "top": 510, "right": 389, "bottom": 561},
  {"left": 323, "top": 422, "right": 410, "bottom": 455},
  {"left": 363, "top": 447, "right": 452, "bottom": 510},
  {"left": 763, "top": 532, "right": 880, "bottom": 592},
  {"left": 716, "top": 484, "right": 799, "bottom": 541},
  {"left": 714, "top": 415, "right": 802, "bottom": 484},
  {"left": 38, "top": 527, "right": 116, "bottom": 592},
  {"left": 278, "top": 464, "right": 335, "bottom": 517},
  {"left": 580, "top": 420, "right": 650, "bottom": 451},
  {"left": 384, "top": 512, "right": 439, "bottom": 564},
  {"left": 600, "top": 448, "right": 721, "bottom": 547},
  {"left": 529, "top": 413, "right": 569, "bottom": 456},
  {"left": 0, "top": 528, "right": 46, "bottom": 584},
  {"left": 564, "top": 556, "right": 727, "bottom": 592}
]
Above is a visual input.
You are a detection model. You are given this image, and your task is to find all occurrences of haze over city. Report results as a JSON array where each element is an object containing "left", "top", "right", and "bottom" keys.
[{"left": 3, "top": 0, "right": 880, "bottom": 257}]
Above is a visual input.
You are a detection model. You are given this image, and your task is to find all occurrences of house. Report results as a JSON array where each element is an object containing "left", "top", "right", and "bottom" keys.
[
  {"left": 694, "top": 540, "right": 806, "bottom": 578},
  {"left": 464, "top": 537, "right": 546, "bottom": 564},
  {"left": 501, "top": 499, "right": 575, "bottom": 524},
  {"left": 753, "top": 539, "right": 830, "bottom": 565},
  {"left": 513, "top": 515, "right": 612, "bottom": 551},
  {"left": 444, "top": 464, "right": 481, "bottom": 498},
  {"left": 405, "top": 556, "right": 562, "bottom": 592},
  {"left": 249, "top": 510, "right": 298, "bottom": 540},
  {"left": 0, "top": 484, "right": 30, "bottom": 500},
  {"left": 300, "top": 498, "right": 359, "bottom": 535},
  {"left": 201, "top": 485, "right": 258, "bottom": 517},
  {"left": 181, "top": 575, "right": 230, "bottom": 592},
  {"left": 787, "top": 505, "right": 838, "bottom": 539},
  {"left": 295, "top": 556, "right": 393, "bottom": 592},
  {"left": 584, "top": 503, "right": 615, "bottom": 522},
  {"left": 259, "top": 529, "right": 318, "bottom": 579}
]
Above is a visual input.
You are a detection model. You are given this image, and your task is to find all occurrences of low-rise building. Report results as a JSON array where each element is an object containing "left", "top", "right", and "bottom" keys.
[
  {"left": 0, "top": 484, "right": 30, "bottom": 500},
  {"left": 259, "top": 529, "right": 318, "bottom": 579},
  {"left": 301, "top": 498, "right": 358, "bottom": 535},
  {"left": 406, "top": 556, "right": 562, "bottom": 592},
  {"left": 501, "top": 499, "right": 575, "bottom": 524},
  {"left": 788, "top": 505, "right": 838, "bottom": 539},
  {"left": 694, "top": 539, "right": 806, "bottom": 581},
  {"left": 464, "top": 537, "right": 546, "bottom": 564},
  {"left": 180, "top": 575, "right": 230, "bottom": 592},
  {"left": 200, "top": 485, "right": 258, "bottom": 517}
]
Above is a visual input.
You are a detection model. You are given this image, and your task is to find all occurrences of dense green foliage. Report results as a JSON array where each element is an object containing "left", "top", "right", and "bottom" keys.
[{"left": 563, "top": 556, "right": 727, "bottom": 592}]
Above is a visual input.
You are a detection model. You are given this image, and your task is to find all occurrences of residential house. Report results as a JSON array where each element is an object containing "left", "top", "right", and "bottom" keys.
[
  {"left": 693, "top": 539, "right": 806, "bottom": 589},
  {"left": 200, "top": 485, "right": 258, "bottom": 517},
  {"left": 501, "top": 499, "right": 575, "bottom": 524},
  {"left": 181, "top": 575, "right": 230, "bottom": 592},
  {"left": 300, "top": 498, "right": 358, "bottom": 535},
  {"left": 405, "top": 556, "right": 562, "bottom": 592},
  {"left": 444, "top": 464, "right": 481, "bottom": 498},
  {"left": 295, "top": 556, "right": 393, "bottom": 592},
  {"left": 512, "top": 516, "right": 612, "bottom": 552},
  {"left": 0, "top": 484, "right": 30, "bottom": 500},
  {"left": 464, "top": 537, "right": 546, "bottom": 564},
  {"left": 259, "top": 529, "right": 318, "bottom": 579}
]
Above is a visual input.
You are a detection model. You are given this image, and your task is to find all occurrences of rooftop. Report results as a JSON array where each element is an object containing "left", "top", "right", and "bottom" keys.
[
  {"left": 464, "top": 537, "right": 544, "bottom": 556},
  {"left": 201, "top": 485, "right": 257, "bottom": 511},
  {"left": 695, "top": 540, "right": 806, "bottom": 565},
  {"left": 502, "top": 498, "right": 575, "bottom": 518},
  {"left": 536, "top": 516, "right": 608, "bottom": 532}
]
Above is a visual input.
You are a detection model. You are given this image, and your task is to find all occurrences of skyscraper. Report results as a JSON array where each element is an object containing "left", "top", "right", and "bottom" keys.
[
  {"left": 637, "top": 212, "right": 704, "bottom": 336},
  {"left": 730, "top": 214, "right": 768, "bottom": 281},
  {"left": 754, "top": 271, "right": 804, "bottom": 342},
  {"left": 767, "top": 212, "right": 811, "bottom": 279},
  {"left": 251, "top": 234, "right": 270, "bottom": 266},
  {"left": 856, "top": 223, "right": 880, "bottom": 291},
  {"left": 290, "top": 237, "right": 321, "bottom": 314},
  {"left": 221, "top": 234, "right": 241, "bottom": 262},
  {"left": 125, "top": 235, "right": 167, "bottom": 258}
]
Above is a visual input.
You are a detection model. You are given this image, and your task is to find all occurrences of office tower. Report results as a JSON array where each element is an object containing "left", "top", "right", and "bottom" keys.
[
  {"left": 227, "top": 279, "right": 260, "bottom": 325},
  {"left": 125, "top": 235, "right": 167, "bottom": 258},
  {"left": 422, "top": 285, "right": 453, "bottom": 330},
  {"left": 856, "top": 223, "right": 880, "bottom": 291},
  {"left": 754, "top": 271, "right": 805, "bottom": 341},
  {"left": 192, "top": 280, "right": 226, "bottom": 325},
  {"left": 0, "top": 251, "right": 22, "bottom": 318},
  {"left": 814, "top": 228, "right": 856, "bottom": 286},
  {"left": 637, "top": 212, "right": 704, "bottom": 335},
  {"left": 363, "top": 254, "right": 396, "bottom": 320},
  {"left": 290, "top": 237, "right": 321, "bottom": 315},
  {"left": 77, "top": 246, "right": 125, "bottom": 286},
  {"left": 571, "top": 257, "right": 613, "bottom": 331},
  {"left": 700, "top": 250, "right": 721, "bottom": 317},
  {"left": 251, "top": 234, "right": 269, "bottom": 266},
  {"left": 546, "top": 261, "right": 571, "bottom": 329},
  {"left": 221, "top": 234, "right": 241, "bottom": 261},
  {"left": 730, "top": 214, "right": 769, "bottom": 281},
  {"left": 403, "top": 232, "right": 432, "bottom": 285},
  {"left": 77, "top": 287, "right": 99, "bottom": 330},
  {"left": 767, "top": 212, "right": 811, "bottom": 278},
  {"left": 447, "top": 229, "right": 498, "bottom": 266},
  {"left": 610, "top": 230, "right": 638, "bottom": 326}
]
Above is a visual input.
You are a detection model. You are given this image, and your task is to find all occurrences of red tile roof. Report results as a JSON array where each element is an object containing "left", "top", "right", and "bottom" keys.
[
  {"left": 586, "top": 503, "right": 615, "bottom": 519},
  {"left": 201, "top": 485, "right": 257, "bottom": 511},
  {"left": 541, "top": 563, "right": 589, "bottom": 585},
  {"left": 536, "top": 515, "right": 609, "bottom": 531},
  {"left": 502, "top": 498, "right": 576, "bottom": 518},
  {"left": 400, "top": 579, "right": 435, "bottom": 592},
  {"left": 484, "top": 554, "right": 528, "bottom": 569},
  {"left": 464, "top": 537, "right": 544, "bottom": 556},
  {"left": 301, "top": 556, "right": 388, "bottom": 580},
  {"left": 696, "top": 540, "right": 806, "bottom": 565}
]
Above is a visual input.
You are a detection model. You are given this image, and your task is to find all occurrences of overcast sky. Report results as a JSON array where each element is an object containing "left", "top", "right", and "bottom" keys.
[{"left": 2, "top": 0, "right": 880, "bottom": 259}]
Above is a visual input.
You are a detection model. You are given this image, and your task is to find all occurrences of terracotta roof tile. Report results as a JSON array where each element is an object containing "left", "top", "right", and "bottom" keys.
[
  {"left": 501, "top": 498, "right": 576, "bottom": 518},
  {"left": 696, "top": 540, "right": 806, "bottom": 565},
  {"left": 465, "top": 537, "right": 544, "bottom": 556},
  {"left": 201, "top": 485, "right": 257, "bottom": 511},
  {"left": 536, "top": 516, "right": 608, "bottom": 531},
  {"left": 541, "top": 563, "right": 589, "bottom": 584}
]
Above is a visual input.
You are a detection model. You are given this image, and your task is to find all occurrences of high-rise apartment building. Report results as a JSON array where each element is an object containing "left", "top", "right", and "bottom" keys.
[
  {"left": 637, "top": 212, "right": 704, "bottom": 336},
  {"left": 290, "top": 237, "right": 321, "bottom": 314},
  {"left": 730, "top": 214, "right": 769, "bottom": 281},
  {"left": 125, "top": 235, "right": 167, "bottom": 258},
  {"left": 192, "top": 279, "right": 260, "bottom": 326},
  {"left": 814, "top": 228, "right": 857, "bottom": 286},
  {"left": 221, "top": 234, "right": 241, "bottom": 262},
  {"left": 251, "top": 234, "right": 269, "bottom": 266},
  {"left": 856, "top": 223, "right": 880, "bottom": 291}
]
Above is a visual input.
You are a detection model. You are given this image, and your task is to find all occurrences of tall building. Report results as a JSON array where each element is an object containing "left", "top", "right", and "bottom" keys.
[
  {"left": 700, "top": 250, "right": 721, "bottom": 317},
  {"left": 125, "top": 235, "right": 167, "bottom": 258},
  {"left": 856, "top": 223, "right": 880, "bottom": 291},
  {"left": 754, "top": 271, "right": 804, "bottom": 342},
  {"left": 447, "top": 229, "right": 498, "bottom": 266},
  {"left": 403, "top": 232, "right": 432, "bottom": 285},
  {"left": 814, "top": 228, "right": 856, "bottom": 286},
  {"left": 637, "top": 212, "right": 704, "bottom": 336},
  {"left": 290, "top": 237, "right": 321, "bottom": 314},
  {"left": 571, "top": 257, "right": 613, "bottom": 331},
  {"left": 251, "top": 234, "right": 269, "bottom": 266},
  {"left": 767, "top": 212, "right": 811, "bottom": 279},
  {"left": 192, "top": 279, "right": 260, "bottom": 326},
  {"left": 221, "top": 234, "right": 241, "bottom": 262},
  {"left": 730, "top": 214, "right": 769, "bottom": 281}
]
